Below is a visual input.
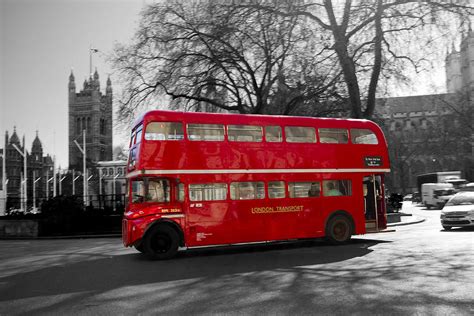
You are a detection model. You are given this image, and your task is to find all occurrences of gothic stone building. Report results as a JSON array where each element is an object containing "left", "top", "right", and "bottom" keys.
[
  {"left": 68, "top": 69, "right": 113, "bottom": 170},
  {"left": 0, "top": 128, "right": 54, "bottom": 209},
  {"left": 378, "top": 29, "right": 474, "bottom": 193}
]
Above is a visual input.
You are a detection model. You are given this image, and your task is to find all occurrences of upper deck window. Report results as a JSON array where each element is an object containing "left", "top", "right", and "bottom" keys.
[
  {"left": 228, "top": 125, "right": 263, "bottom": 142},
  {"left": 130, "top": 125, "right": 143, "bottom": 146},
  {"left": 145, "top": 122, "right": 184, "bottom": 141},
  {"left": 319, "top": 128, "right": 348, "bottom": 144},
  {"left": 187, "top": 124, "right": 225, "bottom": 141},
  {"left": 285, "top": 126, "right": 316, "bottom": 143},
  {"left": 350, "top": 129, "right": 378, "bottom": 144},
  {"left": 265, "top": 126, "right": 282, "bottom": 142}
]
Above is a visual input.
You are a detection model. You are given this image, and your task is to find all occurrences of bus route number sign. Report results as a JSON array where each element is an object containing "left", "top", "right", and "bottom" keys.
[{"left": 364, "top": 156, "right": 383, "bottom": 167}]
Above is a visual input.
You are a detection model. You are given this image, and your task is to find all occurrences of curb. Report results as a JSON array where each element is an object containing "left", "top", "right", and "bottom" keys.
[{"left": 387, "top": 216, "right": 425, "bottom": 227}]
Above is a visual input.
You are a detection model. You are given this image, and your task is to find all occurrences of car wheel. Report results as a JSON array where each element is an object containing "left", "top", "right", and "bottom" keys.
[
  {"left": 143, "top": 225, "right": 179, "bottom": 260},
  {"left": 326, "top": 214, "right": 352, "bottom": 244},
  {"left": 442, "top": 225, "right": 452, "bottom": 231}
]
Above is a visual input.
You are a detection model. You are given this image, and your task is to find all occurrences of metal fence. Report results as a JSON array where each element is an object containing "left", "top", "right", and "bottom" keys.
[{"left": 2, "top": 194, "right": 126, "bottom": 215}]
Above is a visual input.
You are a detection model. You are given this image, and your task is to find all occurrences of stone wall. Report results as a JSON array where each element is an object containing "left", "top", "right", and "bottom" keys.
[{"left": 0, "top": 219, "right": 39, "bottom": 237}]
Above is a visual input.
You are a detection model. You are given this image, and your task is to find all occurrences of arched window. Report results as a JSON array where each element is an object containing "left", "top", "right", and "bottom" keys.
[{"left": 76, "top": 118, "right": 81, "bottom": 134}]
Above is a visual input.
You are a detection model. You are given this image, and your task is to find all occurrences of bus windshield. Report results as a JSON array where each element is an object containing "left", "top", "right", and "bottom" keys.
[{"left": 131, "top": 178, "right": 170, "bottom": 203}]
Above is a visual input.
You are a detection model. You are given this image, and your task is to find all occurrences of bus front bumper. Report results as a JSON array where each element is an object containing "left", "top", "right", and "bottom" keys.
[{"left": 122, "top": 218, "right": 147, "bottom": 247}]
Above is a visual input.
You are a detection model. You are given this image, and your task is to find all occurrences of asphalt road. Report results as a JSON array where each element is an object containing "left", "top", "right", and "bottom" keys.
[{"left": 0, "top": 202, "right": 473, "bottom": 315}]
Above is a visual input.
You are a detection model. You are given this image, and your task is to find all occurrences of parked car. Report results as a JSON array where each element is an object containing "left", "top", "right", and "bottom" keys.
[
  {"left": 403, "top": 194, "right": 413, "bottom": 201},
  {"left": 412, "top": 192, "right": 421, "bottom": 204},
  {"left": 440, "top": 191, "right": 474, "bottom": 230}
]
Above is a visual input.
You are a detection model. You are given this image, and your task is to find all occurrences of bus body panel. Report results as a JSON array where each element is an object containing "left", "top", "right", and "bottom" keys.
[{"left": 124, "top": 110, "right": 390, "bottom": 252}]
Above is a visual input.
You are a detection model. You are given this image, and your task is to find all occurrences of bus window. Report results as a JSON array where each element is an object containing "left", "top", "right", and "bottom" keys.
[
  {"left": 319, "top": 128, "right": 348, "bottom": 144},
  {"left": 285, "top": 126, "right": 316, "bottom": 143},
  {"left": 147, "top": 179, "right": 170, "bottom": 203},
  {"left": 189, "top": 183, "right": 227, "bottom": 201},
  {"left": 177, "top": 183, "right": 185, "bottom": 202},
  {"left": 268, "top": 181, "right": 285, "bottom": 198},
  {"left": 228, "top": 125, "right": 263, "bottom": 142},
  {"left": 230, "top": 182, "right": 265, "bottom": 200},
  {"left": 350, "top": 129, "right": 378, "bottom": 144},
  {"left": 265, "top": 126, "right": 282, "bottom": 142},
  {"left": 131, "top": 178, "right": 170, "bottom": 203},
  {"left": 187, "top": 124, "right": 225, "bottom": 141},
  {"left": 129, "top": 130, "right": 135, "bottom": 147},
  {"left": 289, "top": 182, "right": 320, "bottom": 198},
  {"left": 131, "top": 179, "right": 146, "bottom": 203},
  {"left": 323, "top": 180, "right": 352, "bottom": 196},
  {"left": 135, "top": 126, "right": 143, "bottom": 144},
  {"left": 145, "top": 122, "right": 184, "bottom": 141}
]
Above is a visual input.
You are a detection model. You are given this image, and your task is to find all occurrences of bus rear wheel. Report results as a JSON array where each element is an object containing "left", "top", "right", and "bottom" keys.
[
  {"left": 326, "top": 215, "right": 352, "bottom": 244},
  {"left": 143, "top": 225, "right": 179, "bottom": 260}
]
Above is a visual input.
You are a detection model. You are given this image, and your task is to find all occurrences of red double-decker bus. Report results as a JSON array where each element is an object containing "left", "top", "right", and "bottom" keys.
[{"left": 122, "top": 110, "right": 390, "bottom": 259}]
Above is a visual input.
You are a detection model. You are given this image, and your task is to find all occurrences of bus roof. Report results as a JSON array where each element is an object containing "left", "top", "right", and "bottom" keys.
[{"left": 134, "top": 110, "right": 382, "bottom": 131}]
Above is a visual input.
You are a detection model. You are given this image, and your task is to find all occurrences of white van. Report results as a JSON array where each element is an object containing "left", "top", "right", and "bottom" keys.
[{"left": 421, "top": 183, "right": 455, "bottom": 209}]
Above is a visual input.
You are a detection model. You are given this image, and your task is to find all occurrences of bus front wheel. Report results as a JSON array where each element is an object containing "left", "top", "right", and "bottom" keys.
[
  {"left": 143, "top": 225, "right": 179, "bottom": 260},
  {"left": 325, "top": 214, "right": 352, "bottom": 244}
]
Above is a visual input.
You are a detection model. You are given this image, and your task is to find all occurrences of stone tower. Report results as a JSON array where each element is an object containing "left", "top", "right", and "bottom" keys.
[
  {"left": 68, "top": 69, "right": 113, "bottom": 169},
  {"left": 445, "top": 44, "right": 462, "bottom": 93},
  {"left": 460, "top": 26, "right": 474, "bottom": 93},
  {"left": 446, "top": 26, "right": 474, "bottom": 93}
]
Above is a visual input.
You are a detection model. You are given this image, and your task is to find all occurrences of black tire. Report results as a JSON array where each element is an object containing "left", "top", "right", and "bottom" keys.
[
  {"left": 442, "top": 225, "right": 452, "bottom": 231},
  {"left": 325, "top": 214, "right": 353, "bottom": 244},
  {"left": 134, "top": 242, "right": 145, "bottom": 253},
  {"left": 143, "top": 225, "right": 179, "bottom": 260}
]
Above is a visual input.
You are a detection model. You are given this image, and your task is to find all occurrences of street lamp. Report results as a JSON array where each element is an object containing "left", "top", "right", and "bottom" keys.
[
  {"left": 46, "top": 174, "right": 54, "bottom": 199},
  {"left": 87, "top": 172, "right": 93, "bottom": 207},
  {"left": 72, "top": 170, "right": 80, "bottom": 195},
  {"left": 58, "top": 168, "right": 66, "bottom": 195},
  {"left": 33, "top": 171, "right": 41, "bottom": 212},
  {"left": 1, "top": 143, "right": 6, "bottom": 216},
  {"left": 74, "top": 130, "right": 87, "bottom": 206},
  {"left": 113, "top": 172, "right": 119, "bottom": 212},
  {"left": 12, "top": 143, "right": 27, "bottom": 212}
]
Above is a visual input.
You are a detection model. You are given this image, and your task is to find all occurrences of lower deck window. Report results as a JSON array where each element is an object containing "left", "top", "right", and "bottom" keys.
[
  {"left": 189, "top": 183, "right": 227, "bottom": 201},
  {"left": 289, "top": 182, "right": 320, "bottom": 198},
  {"left": 322, "top": 180, "right": 351, "bottom": 196},
  {"left": 230, "top": 182, "right": 265, "bottom": 200},
  {"left": 268, "top": 181, "right": 285, "bottom": 198},
  {"left": 131, "top": 178, "right": 170, "bottom": 203}
]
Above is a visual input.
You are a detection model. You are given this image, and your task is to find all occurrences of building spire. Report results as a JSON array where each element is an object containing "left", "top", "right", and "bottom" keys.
[{"left": 90, "top": 46, "right": 99, "bottom": 76}]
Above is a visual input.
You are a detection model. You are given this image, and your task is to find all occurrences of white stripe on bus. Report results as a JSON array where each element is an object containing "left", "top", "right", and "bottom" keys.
[{"left": 127, "top": 168, "right": 390, "bottom": 178}]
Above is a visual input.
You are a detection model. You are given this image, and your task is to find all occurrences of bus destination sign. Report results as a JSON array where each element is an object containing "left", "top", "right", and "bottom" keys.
[{"left": 364, "top": 156, "right": 383, "bottom": 167}]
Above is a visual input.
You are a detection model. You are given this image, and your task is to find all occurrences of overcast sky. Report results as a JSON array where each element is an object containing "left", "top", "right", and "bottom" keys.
[
  {"left": 0, "top": 0, "right": 451, "bottom": 169},
  {"left": 0, "top": 0, "right": 146, "bottom": 168}
]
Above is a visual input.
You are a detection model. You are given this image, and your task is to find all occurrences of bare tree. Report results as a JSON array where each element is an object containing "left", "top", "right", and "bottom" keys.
[
  {"left": 245, "top": 0, "right": 473, "bottom": 119},
  {"left": 113, "top": 0, "right": 345, "bottom": 121}
]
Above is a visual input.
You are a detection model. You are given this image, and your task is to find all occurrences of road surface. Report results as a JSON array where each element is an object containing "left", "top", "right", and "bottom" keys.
[{"left": 0, "top": 202, "right": 473, "bottom": 315}]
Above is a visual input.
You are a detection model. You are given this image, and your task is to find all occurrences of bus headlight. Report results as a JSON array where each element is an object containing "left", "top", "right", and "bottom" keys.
[{"left": 125, "top": 210, "right": 145, "bottom": 219}]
